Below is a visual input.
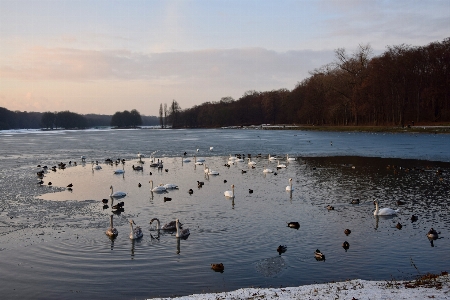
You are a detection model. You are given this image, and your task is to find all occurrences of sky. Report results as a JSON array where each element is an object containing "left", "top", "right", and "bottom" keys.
[{"left": 0, "top": 0, "right": 449, "bottom": 116}]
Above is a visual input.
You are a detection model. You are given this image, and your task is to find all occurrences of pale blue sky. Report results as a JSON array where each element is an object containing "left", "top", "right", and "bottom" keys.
[{"left": 1, "top": 0, "right": 448, "bottom": 116}]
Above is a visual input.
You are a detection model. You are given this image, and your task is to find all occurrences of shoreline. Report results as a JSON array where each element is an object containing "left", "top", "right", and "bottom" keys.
[{"left": 149, "top": 273, "right": 450, "bottom": 300}]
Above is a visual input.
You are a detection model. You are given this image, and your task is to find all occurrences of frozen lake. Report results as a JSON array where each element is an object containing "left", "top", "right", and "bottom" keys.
[{"left": 0, "top": 128, "right": 449, "bottom": 299}]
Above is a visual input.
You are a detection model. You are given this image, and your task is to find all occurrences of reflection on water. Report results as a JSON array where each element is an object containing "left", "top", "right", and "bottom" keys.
[{"left": 0, "top": 129, "right": 449, "bottom": 300}]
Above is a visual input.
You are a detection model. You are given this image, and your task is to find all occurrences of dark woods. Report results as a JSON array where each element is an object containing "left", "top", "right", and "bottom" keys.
[
  {"left": 1, "top": 38, "right": 449, "bottom": 130},
  {"left": 172, "top": 38, "right": 450, "bottom": 128},
  {"left": 0, "top": 108, "right": 159, "bottom": 130}
]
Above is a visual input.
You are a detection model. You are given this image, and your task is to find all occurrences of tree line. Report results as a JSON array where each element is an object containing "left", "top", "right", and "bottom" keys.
[
  {"left": 0, "top": 108, "right": 159, "bottom": 130},
  {"left": 171, "top": 38, "right": 450, "bottom": 128}
]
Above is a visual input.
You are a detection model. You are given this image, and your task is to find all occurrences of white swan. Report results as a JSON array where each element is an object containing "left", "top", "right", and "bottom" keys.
[
  {"left": 208, "top": 168, "right": 219, "bottom": 175},
  {"left": 286, "top": 178, "right": 294, "bottom": 191},
  {"left": 268, "top": 154, "right": 277, "bottom": 161},
  {"left": 373, "top": 200, "right": 399, "bottom": 215},
  {"left": 277, "top": 160, "right": 287, "bottom": 168},
  {"left": 176, "top": 219, "right": 190, "bottom": 238},
  {"left": 149, "top": 180, "right": 167, "bottom": 193},
  {"left": 92, "top": 162, "right": 102, "bottom": 170},
  {"left": 113, "top": 165, "right": 125, "bottom": 174},
  {"left": 105, "top": 215, "right": 118, "bottom": 238},
  {"left": 129, "top": 219, "right": 143, "bottom": 240},
  {"left": 224, "top": 184, "right": 235, "bottom": 198},
  {"left": 194, "top": 156, "right": 204, "bottom": 165},
  {"left": 228, "top": 155, "right": 237, "bottom": 161},
  {"left": 247, "top": 158, "right": 256, "bottom": 165},
  {"left": 263, "top": 166, "right": 273, "bottom": 173},
  {"left": 163, "top": 183, "right": 179, "bottom": 189},
  {"left": 110, "top": 185, "right": 126, "bottom": 198},
  {"left": 150, "top": 218, "right": 179, "bottom": 231},
  {"left": 287, "top": 154, "right": 296, "bottom": 161}
]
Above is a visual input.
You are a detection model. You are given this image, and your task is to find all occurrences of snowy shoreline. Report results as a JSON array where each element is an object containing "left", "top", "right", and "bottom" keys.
[{"left": 149, "top": 274, "right": 450, "bottom": 300}]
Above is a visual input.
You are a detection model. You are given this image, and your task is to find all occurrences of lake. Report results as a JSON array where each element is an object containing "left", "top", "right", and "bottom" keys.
[{"left": 0, "top": 128, "right": 449, "bottom": 299}]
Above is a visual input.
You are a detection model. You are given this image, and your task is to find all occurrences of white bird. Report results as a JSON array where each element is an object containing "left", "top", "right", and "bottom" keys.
[
  {"left": 110, "top": 185, "right": 126, "bottom": 198},
  {"left": 105, "top": 215, "right": 118, "bottom": 238},
  {"left": 113, "top": 165, "right": 125, "bottom": 174},
  {"left": 209, "top": 147, "right": 214, "bottom": 151},
  {"left": 208, "top": 168, "right": 219, "bottom": 175},
  {"left": 176, "top": 219, "right": 190, "bottom": 238},
  {"left": 286, "top": 178, "right": 294, "bottom": 191},
  {"left": 373, "top": 200, "right": 399, "bottom": 216},
  {"left": 149, "top": 180, "right": 167, "bottom": 193},
  {"left": 228, "top": 155, "right": 237, "bottom": 161},
  {"left": 277, "top": 160, "right": 287, "bottom": 168},
  {"left": 268, "top": 154, "right": 277, "bottom": 161},
  {"left": 247, "top": 158, "right": 256, "bottom": 165},
  {"left": 92, "top": 162, "right": 102, "bottom": 170},
  {"left": 263, "top": 166, "right": 273, "bottom": 173},
  {"left": 183, "top": 157, "right": 191, "bottom": 163},
  {"left": 129, "top": 219, "right": 143, "bottom": 240},
  {"left": 194, "top": 156, "right": 204, "bottom": 165},
  {"left": 150, "top": 218, "right": 180, "bottom": 231},
  {"left": 224, "top": 184, "right": 235, "bottom": 198},
  {"left": 163, "top": 183, "right": 179, "bottom": 189},
  {"left": 287, "top": 154, "right": 296, "bottom": 161}
]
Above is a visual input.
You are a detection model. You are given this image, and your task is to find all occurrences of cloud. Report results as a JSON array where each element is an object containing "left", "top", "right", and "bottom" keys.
[{"left": 0, "top": 46, "right": 335, "bottom": 88}]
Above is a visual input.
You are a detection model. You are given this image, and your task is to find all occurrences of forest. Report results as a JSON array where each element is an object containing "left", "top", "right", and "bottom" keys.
[
  {"left": 1, "top": 38, "right": 448, "bottom": 130},
  {"left": 170, "top": 38, "right": 450, "bottom": 128},
  {"left": 0, "top": 108, "right": 158, "bottom": 130}
]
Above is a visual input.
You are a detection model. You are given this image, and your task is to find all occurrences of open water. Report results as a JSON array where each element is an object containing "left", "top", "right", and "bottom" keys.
[{"left": 0, "top": 128, "right": 449, "bottom": 299}]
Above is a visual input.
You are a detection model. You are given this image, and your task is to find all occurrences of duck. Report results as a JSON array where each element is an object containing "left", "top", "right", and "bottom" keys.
[
  {"left": 129, "top": 219, "right": 143, "bottom": 240},
  {"left": 211, "top": 263, "right": 224, "bottom": 272},
  {"left": 396, "top": 200, "right": 406, "bottom": 205},
  {"left": 287, "top": 221, "right": 300, "bottom": 230},
  {"left": 176, "top": 219, "right": 190, "bottom": 238},
  {"left": 344, "top": 229, "right": 351, "bottom": 235},
  {"left": 188, "top": 189, "right": 193, "bottom": 195},
  {"left": 286, "top": 178, "right": 293, "bottom": 191},
  {"left": 314, "top": 249, "right": 325, "bottom": 261},
  {"left": 427, "top": 228, "right": 439, "bottom": 240},
  {"left": 411, "top": 215, "right": 418, "bottom": 222},
  {"left": 67, "top": 183, "right": 73, "bottom": 188},
  {"left": 396, "top": 222, "right": 403, "bottom": 229},
  {"left": 110, "top": 185, "right": 126, "bottom": 198},
  {"left": 197, "top": 181, "right": 204, "bottom": 188},
  {"left": 105, "top": 215, "right": 118, "bottom": 238},
  {"left": 277, "top": 245, "right": 287, "bottom": 255},
  {"left": 101, "top": 198, "right": 109, "bottom": 204},
  {"left": 326, "top": 205, "right": 335, "bottom": 211},
  {"left": 138, "top": 183, "right": 142, "bottom": 188},
  {"left": 112, "top": 202, "right": 124, "bottom": 209},
  {"left": 164, "top": 197, "right": 172, "bottom": 202},
  {"left": 149, "top": 180, "right": 167, "bottom": 193},
  {"left": 249, "top": 189, "right": 253, "bottom": 194},
  {"left": 342, "top": 241, "right": 350, "bottom": 251},
  {"left": 373, "top": 200, "right": 399, "bottom": 216},
  {"left": 224, "top": 184, "right": 235, "bottom": 198},
  {"left": 350, "top": 199, "right": 360, "bottom": 204}
]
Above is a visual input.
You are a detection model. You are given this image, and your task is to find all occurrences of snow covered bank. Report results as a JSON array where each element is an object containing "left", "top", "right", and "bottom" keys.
[{"left": 150, "top": 274, "right": 450, "bottom": 300}]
